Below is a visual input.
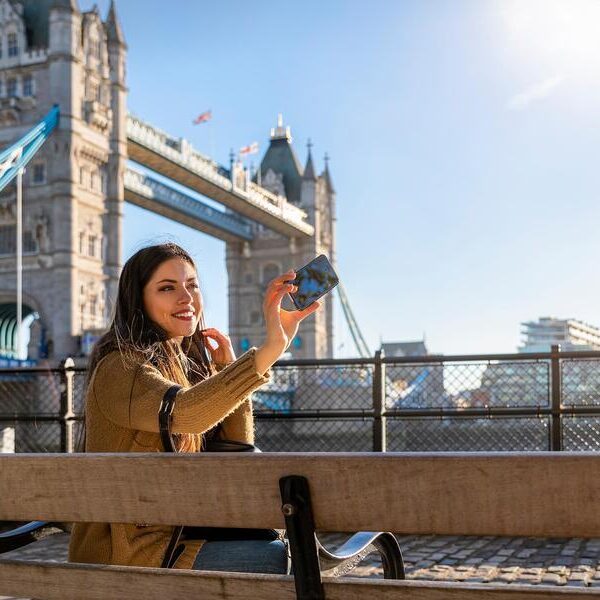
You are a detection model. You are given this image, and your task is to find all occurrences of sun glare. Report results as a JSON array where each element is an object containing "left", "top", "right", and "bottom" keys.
[{"left": 498, "top": 0, "right": 600, "bottom": 73}]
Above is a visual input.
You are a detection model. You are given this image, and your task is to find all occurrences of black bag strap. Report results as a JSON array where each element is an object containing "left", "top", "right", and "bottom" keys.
[
  {"left": 159, "top": 384, "right": 184, "bottom": 568},
  {"left": 159, "top": 384, "right": 181, "bottom": 453}
]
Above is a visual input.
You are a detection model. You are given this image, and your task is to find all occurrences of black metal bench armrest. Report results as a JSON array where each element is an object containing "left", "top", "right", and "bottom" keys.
[
  {"left": 316, "top": 531, "right": 405, "bottom": 579},
  {"left": 0, "top": 521, "right": 65, "bottom": 555}
]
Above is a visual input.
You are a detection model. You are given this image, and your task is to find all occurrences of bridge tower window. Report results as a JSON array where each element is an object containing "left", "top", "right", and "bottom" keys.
[
  {"left": 262, "top": 263, "right": 280, "bottom": 285},
  {"left": 23, "top": 75, "right": 33, "bottom": 97},
  {"left": 7, "top": 33, "right": 18, "bottom": 57},
  {"left": 7, "top": 78, "right": 17, "bottom": 97},
  {"left": 32, "top": 163, "right": 45, "bottom": 185},
  {"left": 88, "top": 235, "right": 96, "bottom": 257}
]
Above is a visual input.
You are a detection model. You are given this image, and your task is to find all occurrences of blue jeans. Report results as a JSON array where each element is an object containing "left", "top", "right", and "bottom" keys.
[{"left": 192, "top": 539, "right": 290, "bottom": 574}]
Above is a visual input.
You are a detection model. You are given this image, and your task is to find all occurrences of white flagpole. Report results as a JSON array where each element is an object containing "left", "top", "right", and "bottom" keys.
[{"left": 16, "top": 168, "right": 23, "bottom": 359}]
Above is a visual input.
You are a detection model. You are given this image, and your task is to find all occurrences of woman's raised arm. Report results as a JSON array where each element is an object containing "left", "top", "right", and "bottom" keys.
[{"left": 254, "top": 270, "right": 321, "bottom": 375}]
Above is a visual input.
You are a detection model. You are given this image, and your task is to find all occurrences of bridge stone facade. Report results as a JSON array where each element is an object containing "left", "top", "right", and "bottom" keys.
[
  {"left": 0, "top": 0, "right": 126, "bottom": 360},
  {"left": 0, "top": 0, "right": 335, "bottom": 361}
]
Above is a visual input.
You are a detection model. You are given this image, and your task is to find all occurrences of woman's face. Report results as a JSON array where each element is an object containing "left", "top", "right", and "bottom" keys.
[{"left": 142, "top": 257, "right": 203, "bottom": 341}]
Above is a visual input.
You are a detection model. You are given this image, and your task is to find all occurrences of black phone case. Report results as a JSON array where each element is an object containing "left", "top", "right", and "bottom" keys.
[{"left": 289, "top": 254, "right": 339, "bottom": 310}]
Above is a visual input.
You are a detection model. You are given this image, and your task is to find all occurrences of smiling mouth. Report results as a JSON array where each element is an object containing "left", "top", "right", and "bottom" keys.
[{"left": 172, "top": 311, "right": 195, "bottom": 321}]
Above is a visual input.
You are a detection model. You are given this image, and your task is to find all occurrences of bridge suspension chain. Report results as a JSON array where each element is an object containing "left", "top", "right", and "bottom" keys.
[{"left": 337, "top": 282, "right": 371, "bottom": 358}]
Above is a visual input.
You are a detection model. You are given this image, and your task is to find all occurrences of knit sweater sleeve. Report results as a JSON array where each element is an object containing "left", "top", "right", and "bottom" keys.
[{"left": 91, "top": 348, "right": 269, "bottom": 434}]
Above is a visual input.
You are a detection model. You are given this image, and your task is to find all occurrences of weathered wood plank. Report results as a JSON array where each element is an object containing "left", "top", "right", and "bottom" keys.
[
  {"left": 0, "top": 561, "right": 598, "bottom": 600},
  {"left": 2, "top": 453, "right": 600, "bottom": 537}
]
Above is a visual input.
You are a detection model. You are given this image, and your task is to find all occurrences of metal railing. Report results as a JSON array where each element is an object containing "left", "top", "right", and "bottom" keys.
[{"left": 2, "top": 346, "right": 600, "bottom": 453}]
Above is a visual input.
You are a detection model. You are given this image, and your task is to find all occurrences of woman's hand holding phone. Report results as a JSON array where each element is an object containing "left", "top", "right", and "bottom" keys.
[{"left": 255, "top": 270, "right": 321, "bottom": 375}]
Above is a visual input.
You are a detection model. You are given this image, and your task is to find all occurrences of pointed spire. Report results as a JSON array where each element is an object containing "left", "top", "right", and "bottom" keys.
[
  {"left": 105, "top": 0, "right": 126, "bottom": 46},
  {"left": 303, "top": 139, "right": 317, "bottom": 181},
  {"left": 322, "top": 152, "right": 335, "bottom": 193}
]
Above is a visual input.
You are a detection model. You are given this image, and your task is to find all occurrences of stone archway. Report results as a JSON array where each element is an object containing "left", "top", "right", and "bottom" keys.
[{"left": 0, "top": 293, "right": 48, "bottom": 362}]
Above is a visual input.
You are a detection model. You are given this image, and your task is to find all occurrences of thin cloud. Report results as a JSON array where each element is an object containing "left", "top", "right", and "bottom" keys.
[{"left": 507, "top": 75, "right": 564, "bottom": 111}]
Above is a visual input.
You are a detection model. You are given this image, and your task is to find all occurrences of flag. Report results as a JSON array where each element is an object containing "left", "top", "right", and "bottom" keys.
[
  {"left": 192, "top": 110, "right": 212, "bottom": 125},
  {"left": 239, "top": 142, "right": 259, "bottom": 156}
]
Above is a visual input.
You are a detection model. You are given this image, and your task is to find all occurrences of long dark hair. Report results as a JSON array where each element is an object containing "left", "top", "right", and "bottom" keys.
[{"left": 83, "top": 243, "right": 215, "bottom": 452}]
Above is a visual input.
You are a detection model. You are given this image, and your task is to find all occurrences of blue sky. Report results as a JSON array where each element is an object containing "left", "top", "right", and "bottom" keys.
[{"left": 82, "top": 0, "right": 600, "bottom": 356}]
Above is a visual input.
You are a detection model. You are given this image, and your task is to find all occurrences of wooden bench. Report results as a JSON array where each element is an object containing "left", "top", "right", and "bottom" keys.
[{"left": 1, "top": 452, "right": 600, "bottom": 599}]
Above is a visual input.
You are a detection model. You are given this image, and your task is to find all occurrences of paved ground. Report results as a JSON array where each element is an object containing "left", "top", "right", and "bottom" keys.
[{"left": 3, "top": 531, "right": 600, "bottom": 598}]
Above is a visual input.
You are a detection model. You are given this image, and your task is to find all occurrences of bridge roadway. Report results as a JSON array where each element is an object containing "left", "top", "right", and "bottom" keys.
[
  {"left": 2, "top": 530, "right": 599, "bottom": 594},
  {"left": 126, "top": 115, "right": 314, "bottom": 239},
  {"left": 124, "top": 166, "right": 253, "bottom": 243}
]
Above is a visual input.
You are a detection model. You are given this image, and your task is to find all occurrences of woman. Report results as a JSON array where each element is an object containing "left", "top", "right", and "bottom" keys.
[{"left": 68, "top": 242, "right": 320, "bottom": 573}]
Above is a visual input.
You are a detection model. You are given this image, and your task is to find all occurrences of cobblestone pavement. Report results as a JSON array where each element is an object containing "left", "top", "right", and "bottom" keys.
[{"left": 3, "top": 532, "right": 600, "bottom": 599}]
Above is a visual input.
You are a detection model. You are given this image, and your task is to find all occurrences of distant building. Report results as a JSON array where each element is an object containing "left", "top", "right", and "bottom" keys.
[
  {"left": 381, "top": 340, "right": 428, "bottom": 358},
  {"left": 520, "top": 317, "right": 600, "bottom": 352},
  {"left": 381, "top": 340, "right": 446, "bottom": 408}
]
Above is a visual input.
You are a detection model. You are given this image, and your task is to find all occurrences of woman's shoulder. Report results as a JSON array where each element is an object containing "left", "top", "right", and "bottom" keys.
[{"left": 93, "top": 349, "right": 147, "bottom": 381}]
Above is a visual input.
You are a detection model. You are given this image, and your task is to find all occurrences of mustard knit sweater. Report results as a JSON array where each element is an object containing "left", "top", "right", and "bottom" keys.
[{"left": 68, "top": 347, "right": 270, "bottom": 570}]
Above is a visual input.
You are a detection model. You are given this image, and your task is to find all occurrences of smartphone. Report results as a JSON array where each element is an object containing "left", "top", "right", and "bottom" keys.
[{"left": 288, "top": 254, "right": 339, "bottom": 310}]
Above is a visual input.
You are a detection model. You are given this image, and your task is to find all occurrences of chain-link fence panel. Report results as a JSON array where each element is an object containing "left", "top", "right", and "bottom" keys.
[
  {"left": 255, "top": 365, "right": 374, "bottom": 412},
  {"left": 562, "top": 417, "right": 600, "bottom": 450},
  {"left": 387, "top": 417, "right": 549, "bottom": 451},
  {"left": 0, "top": 370, "right": 62, "bottom": 416},
  {"left": 255, "top": 417, "right": 373, "bottom": 452},
  {"left": 386, "top": 362, "right": 448, "bottom": 408},
  {"left": 386, "top": 361, "right": 550, "bottom": 410},
  {"left": 561, "top": 359, "right": 600, "bottom": 406},
  {"left": 0, "top": 419, "right": 62, "bottom": 452},
  {"left": 476, "top": 361, "right": 549, "bottom": 408}
]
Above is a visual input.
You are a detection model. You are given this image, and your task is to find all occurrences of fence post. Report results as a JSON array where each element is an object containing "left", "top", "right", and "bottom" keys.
[
  {"left": 373, "top": 350, "right": 387, "bottom": 452},
  {"left": 60, "top": 357, "right": 75, "bottom": 453},
  {"left": 550, "top": 344, "right": 562, "bottom": 451}
]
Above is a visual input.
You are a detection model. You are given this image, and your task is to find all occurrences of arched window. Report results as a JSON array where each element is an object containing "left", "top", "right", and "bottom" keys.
[{"left": 262, "top": 263, "right": 280, "bottom": 285}]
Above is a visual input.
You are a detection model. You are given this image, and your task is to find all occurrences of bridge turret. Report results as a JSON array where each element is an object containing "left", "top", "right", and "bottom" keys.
[
  {"left": 105, "top": 0, "right": 126, "bottom": 47},
  {"left": 300, "top": 140, "right": 318, "bottom": 229},
  {"left": 227, "top": 119, "right": 336, "bottom": 359},
  {"left": 104, "top": 0, "right": 127, "bottom": 316},
  {"left": 258, "top": 114, "right": 303, "bottom": 204},
  {"left": 302, "top": 140, "right": 317, "bottom": 182}
]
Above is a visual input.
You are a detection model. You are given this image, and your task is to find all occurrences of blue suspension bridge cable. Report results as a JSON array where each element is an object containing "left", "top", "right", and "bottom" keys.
[
  {"left": 0, "top": 105, "right": 60, "bottom": 192},
  {"left": 337, "top": 282, "right": 371, "bottom": 358}
]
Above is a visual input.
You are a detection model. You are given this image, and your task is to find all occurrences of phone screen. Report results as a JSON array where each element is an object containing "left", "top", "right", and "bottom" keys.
[{"left": 290, "top": 254, "right": 339, "bottom": 310}]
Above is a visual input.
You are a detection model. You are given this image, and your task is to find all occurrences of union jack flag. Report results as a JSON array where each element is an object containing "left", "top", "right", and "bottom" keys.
[{"left": 192, "top": 110, "right": 212, "bottom": 125}]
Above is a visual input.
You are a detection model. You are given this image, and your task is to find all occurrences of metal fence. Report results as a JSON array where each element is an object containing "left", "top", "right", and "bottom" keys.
[{"left": 2, "top": 346, "right": 600, "bottom": 453}]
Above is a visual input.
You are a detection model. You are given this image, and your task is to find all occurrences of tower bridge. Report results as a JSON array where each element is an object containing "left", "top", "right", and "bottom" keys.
[
  {"left": 126, "top": 115, "right": 314, "bottom": 239},
  {"left": 0, "top": 0, "right": 353, "bottom": 363}
]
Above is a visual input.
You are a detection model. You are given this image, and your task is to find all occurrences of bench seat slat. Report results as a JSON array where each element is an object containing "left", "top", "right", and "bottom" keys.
[
  {"left": 2, "top": 452, "right": 600, "bottom": 537},
  {"left": 0, "top": 560, "right": 599, "bottom": 600}
]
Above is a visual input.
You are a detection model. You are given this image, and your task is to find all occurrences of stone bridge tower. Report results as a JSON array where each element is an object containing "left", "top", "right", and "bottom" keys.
[
  {"left": 0, "top": 0, "right": 127, "bottom": 361},
  {"left": 226, "top": 116, "right": 336, "bottom": 359}
]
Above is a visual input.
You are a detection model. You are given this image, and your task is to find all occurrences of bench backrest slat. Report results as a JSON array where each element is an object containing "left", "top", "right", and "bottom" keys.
[
  {"left": 1, "top": 452, "right": 599, "bottom": 537},
  {"left": 0, "top": 560, "right": 597, "bottom": 599}
]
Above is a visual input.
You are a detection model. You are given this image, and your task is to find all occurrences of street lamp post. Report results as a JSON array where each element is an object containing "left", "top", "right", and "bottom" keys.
[{"left": 15, "top": 168, "right": 23, "bottom": 360}]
